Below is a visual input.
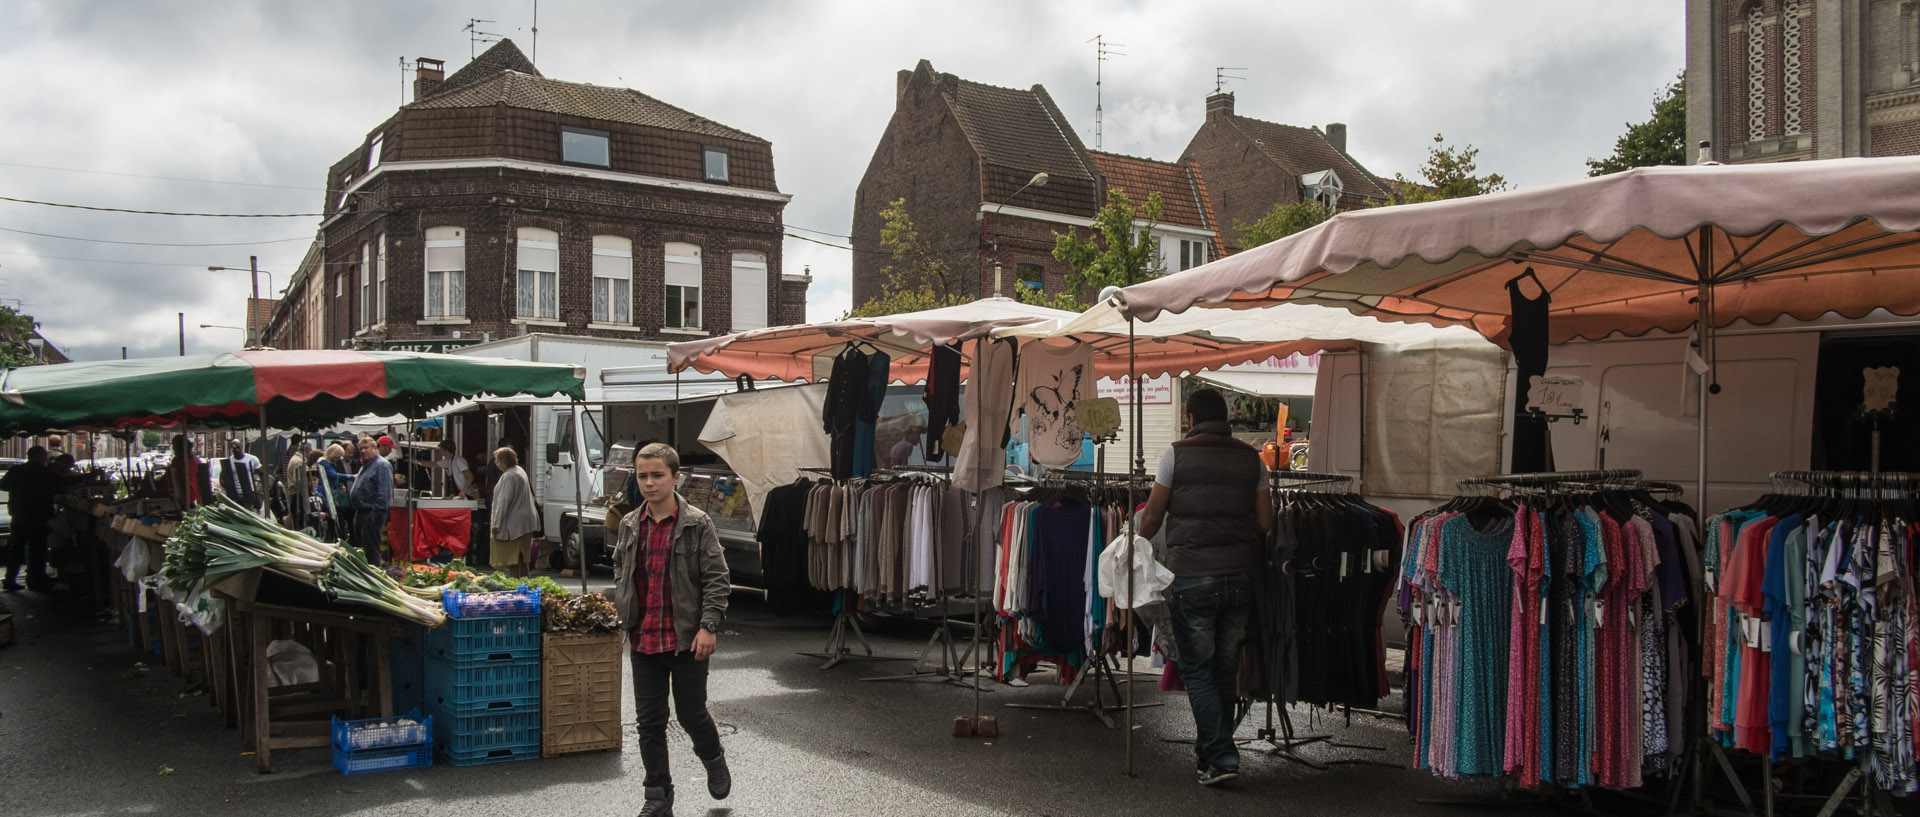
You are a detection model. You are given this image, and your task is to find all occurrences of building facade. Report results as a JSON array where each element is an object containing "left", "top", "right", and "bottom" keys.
[
  {"left": 1686, "top": 0, "right": 1920, "bottom": 163},
  {"left": 851, "top": 60, "right": 1224, "bottom": 307},
  {"left": 265, "top": 40, "right": 807, "bottom": 352}
]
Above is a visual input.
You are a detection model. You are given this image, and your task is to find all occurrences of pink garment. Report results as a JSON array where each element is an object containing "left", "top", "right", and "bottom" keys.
[{"left": 1503, "top": 507, "right": 1535, "bottom": 784}]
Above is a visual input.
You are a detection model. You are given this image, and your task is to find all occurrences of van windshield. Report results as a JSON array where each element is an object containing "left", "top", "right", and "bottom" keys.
[{"left": 583, "top": 409, "right": 604, "bottom": 469}]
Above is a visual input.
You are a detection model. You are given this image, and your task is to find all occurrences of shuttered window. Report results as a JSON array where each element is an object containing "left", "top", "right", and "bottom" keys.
[
  {"left": 424, "top": 227, "right": 465, "bottom": 318},
  {"left": 730, "top": 251, "right": 767, "bottom": 331},
  {"left": 516, "top": 227, "right": 559, "bottom": 320},
  {"left": 592, "top": 235, "right": 633, "bottom": 324},
  {"left": 665, "top": 242, "right": 702, "bottom": 329}
]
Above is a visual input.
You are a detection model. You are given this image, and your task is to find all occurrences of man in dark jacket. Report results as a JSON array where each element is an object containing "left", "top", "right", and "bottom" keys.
[
  {"left": 347, "top": 437, "right": 392, "bottom": 566},
  {"left": 611, "top": 443, "right": 731, "bottom": 817},
  {"left": 1, "top": 446, "right": 57, "bottom": 591},
  {"left": 1139, "top": 389, "right": 1272, "bottom": 786}
]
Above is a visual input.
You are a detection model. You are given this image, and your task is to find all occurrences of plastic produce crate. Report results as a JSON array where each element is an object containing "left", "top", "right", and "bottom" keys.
[
  {"left": 431, "top": 709, "right": 541, "bottom": 766},
  {"left": 331, "top": 710, "right": 433, "bottom": 775},
  {"left": 541, "top": 631, "right": 624, "bottom": 757},
  {"left": 425, "top": 655, "right": 541, "bottom": 714},
  {"left": 442, "top": 587, "right": 541, "bottom": 619},
  {"left": 425, "top": 614, "right": 541, "bottom": 662}
]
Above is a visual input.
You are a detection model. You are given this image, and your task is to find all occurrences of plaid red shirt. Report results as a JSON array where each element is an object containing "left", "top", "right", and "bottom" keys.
[{"left": 629, "top": 508, "right": 679, "bottom": 654}]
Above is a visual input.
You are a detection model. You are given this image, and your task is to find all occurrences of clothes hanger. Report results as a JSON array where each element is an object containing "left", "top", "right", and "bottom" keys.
[{"left": 1506, "top": 266, "right": 1547, "bottom": 298}]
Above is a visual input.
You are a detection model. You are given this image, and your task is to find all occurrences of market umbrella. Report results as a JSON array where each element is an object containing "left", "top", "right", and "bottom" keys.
[
  {"left": 667, "top": 297, "right": 1078, "bottom": 382},
  {"left": 1100, "top": 156, "right": 1920, "bottom": 508},
  {"left": 0, "top": 348, "right": 587, "bottom": 435}
]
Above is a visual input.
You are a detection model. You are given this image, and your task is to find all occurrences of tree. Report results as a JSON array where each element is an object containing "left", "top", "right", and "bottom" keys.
[
  {"left": 847, "top": 198, "right": 972, "bottom": 318},
  {"left": 1587, "top": 75, "right": 1686, "bottom": 176},
  {"left": 0, "top": 305, "right": 45, "bottom": 368},
  {"left": 1389, "top": 134, "right": 1511, "bottom": 204},
  {"left": 1235, "top": 199, "right": 1334, "bottom": 249},
  {"left": 1036, "top": 188, "right": 1166, "bottom": 311}
]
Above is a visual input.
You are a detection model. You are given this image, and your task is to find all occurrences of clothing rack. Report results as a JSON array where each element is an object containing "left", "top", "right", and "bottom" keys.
[
  {"left": 1769, "top": 469, "right": 1920, "bottom": 494},
  {"left": 1004, "top": 650, "right": 1162, "bottom": 729},
  {"left": 1269, "top": 470, "right": 1355, "bottom": 490},
  {"left": 1456, "top": 468, "right": 1644, "bottom": 489}
]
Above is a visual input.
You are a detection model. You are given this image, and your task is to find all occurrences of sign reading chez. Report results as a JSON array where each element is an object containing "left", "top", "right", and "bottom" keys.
[{"left": 379, "top": 339, "right": 481, "bottom": 355}]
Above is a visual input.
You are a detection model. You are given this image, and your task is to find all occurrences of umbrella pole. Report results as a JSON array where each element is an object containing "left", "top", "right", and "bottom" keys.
[
  {"left": 1123, "top": 305, "right": 1142, "bottom": 777},
  {"left": 969, "top": 336, "right": 985, "bottom": 727},
  {"left": 575, "top": 396, "right": 589, "bottom": 598}
]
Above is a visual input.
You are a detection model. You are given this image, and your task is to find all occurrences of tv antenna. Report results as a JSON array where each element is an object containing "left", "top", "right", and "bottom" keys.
[
  {"left": 1215, "top": 67, "right": 1246, "bottom": 94},
  {"left": 1090, "top": 35, "right": 1126, "bottom": 150},
  {"left": 463, "top": 18, "right": 501, "bottom": 59},
  {"left": 529, "top": 0, "right": 539, "bottom": 65},
  {"left": 398, "top": 56, "right": 415, "bottom": 105}
]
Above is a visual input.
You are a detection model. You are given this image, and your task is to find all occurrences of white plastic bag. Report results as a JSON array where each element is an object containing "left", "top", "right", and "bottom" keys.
[
  {"left": 266, "top": 640, "right": 320, "bottom": 688},
  {"left": 115, "top": 536, "right": 149, "bottom": 582},
  {"left": 1097, "top": 533, "right": 1174, "bottom": 609}
]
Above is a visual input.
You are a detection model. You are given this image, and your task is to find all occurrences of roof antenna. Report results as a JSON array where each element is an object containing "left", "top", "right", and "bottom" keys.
[
  {"left": 463, "top": 18, "right": 501, "bottom": 60},
  {"left": 1215, "top": 67, "right": 1246, "bottom": 94},
  {"left": 1089, "top": 35, "right": 1127, "bottom": 150},
  {"left": 530, "top": 0, "right": 538, "bottom": 66},
  {"left": 398, "top": 56, "right": 414, "bottom": 105}
]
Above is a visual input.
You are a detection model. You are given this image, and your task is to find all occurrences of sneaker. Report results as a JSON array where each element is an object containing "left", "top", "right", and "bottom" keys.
[
  {"left": 703, "top": 753, "right": 732, "bottom": 800},
  {"left": 638, "top": 787, "right": 673, "bottom": 817},
  {"left": 1198, "top": 766, "right": 1239, "bottom": 786}
]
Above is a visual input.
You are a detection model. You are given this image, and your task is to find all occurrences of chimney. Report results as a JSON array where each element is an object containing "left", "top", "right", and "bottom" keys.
[
  {"left": 1325, "top": 122, "right": 1348, "bottom": 153},
  {"left": 1205, "top": 92, "right": 1235, "bottom": 119},
  {"left": 413, "top": 58, "right": 445, "bottom": 101}
]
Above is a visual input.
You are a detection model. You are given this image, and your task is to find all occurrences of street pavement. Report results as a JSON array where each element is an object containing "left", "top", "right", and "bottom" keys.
[{"left": 0, "top": 576, "right": 1613, "bottom": 817}]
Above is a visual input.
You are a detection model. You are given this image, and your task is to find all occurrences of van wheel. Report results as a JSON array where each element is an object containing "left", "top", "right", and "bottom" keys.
[{"left": 554, "top": 529, "right": 583, "bottom": 572}]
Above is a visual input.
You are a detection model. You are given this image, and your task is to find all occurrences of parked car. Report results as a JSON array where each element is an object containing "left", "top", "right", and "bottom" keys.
[{"left": 0, "top": 457, "right": 24, "bottom": 549}]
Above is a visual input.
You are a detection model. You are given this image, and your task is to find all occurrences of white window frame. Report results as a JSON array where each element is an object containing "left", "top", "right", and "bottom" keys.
[
  {"left": 516, "top": 227, "right": 560, "bottom": 320},
  {"left": 665, "top": 242, "right": 702, "bottom": 330},
  {"left": 366, "top": 133, "right": 383, "bottom": 173},
  {"left": 591, "top": 235, "right": 633, "bottom": 325},
  {"left": 375, "top": 233, "right": 387, "bottom": 325},
  {"left": 359, "top": 242, "right": 373, "bottom": 328},
  {"left": 423, "top": 226, "right": 466, "bottom": 318},
  {"left": 730, "top": 251, "right": 768, "bottom": 331},
  {"left": 703, "top": 147, "right": 730, "bottom": 183}
]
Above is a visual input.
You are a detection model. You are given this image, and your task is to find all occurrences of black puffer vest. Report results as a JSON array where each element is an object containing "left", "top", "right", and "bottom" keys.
[{"left": 1164, "top": 421, "right": 1262, "bottom": 576}]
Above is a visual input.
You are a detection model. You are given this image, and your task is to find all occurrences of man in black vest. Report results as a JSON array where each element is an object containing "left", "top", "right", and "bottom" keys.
[{"left": 1139, "top": 388, "right": 1272, "bottom": 786}]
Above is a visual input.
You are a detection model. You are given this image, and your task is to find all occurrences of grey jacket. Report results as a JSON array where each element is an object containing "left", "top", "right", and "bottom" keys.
[
  {"left": 490, "top": 465, "right": 541, "bottom": 541},
  {"left": 611, "top": 494, "right": 730, "bottom": 648}
]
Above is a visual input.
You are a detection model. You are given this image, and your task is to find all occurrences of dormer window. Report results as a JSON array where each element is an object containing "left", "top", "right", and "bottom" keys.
[
  {"left": 366, "top": 132, "right": 383, "bottom": 173},
  {"left": 561, "top": 126, "right": 610, "bottom": 167},
  {"left": 704, "top": 147, "right": 730, "bottom": 183}
]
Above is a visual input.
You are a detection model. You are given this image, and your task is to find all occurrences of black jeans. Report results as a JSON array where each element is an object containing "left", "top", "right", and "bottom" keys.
[
  {"left": 350, "top": 507, "right": 385, "bottom": 566},
  {"left": 631, "top": 648, "right": 724, "bottom": 795},
  {"left": 5, "top": 522, "right": 48, "bottom": 582}
]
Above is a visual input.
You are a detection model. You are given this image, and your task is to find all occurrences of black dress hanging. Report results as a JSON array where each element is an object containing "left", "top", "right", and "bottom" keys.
[
  {"left": 1506, "top": 271, "right": 1552, "bottom": 472},
  {"left": 924, "top": 343, "right": 962, "bottom": 459}
]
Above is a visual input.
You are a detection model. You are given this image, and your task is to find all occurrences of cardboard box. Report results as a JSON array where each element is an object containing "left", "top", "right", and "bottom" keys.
[{"left": 540, "top": 631, "right": 624, "bottom": 757}]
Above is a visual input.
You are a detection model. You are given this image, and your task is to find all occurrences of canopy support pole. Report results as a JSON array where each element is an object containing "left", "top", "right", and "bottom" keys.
[
  {"left": 575, "top": 396, "right": 590, "bottom": 598},
  {"left": 1124, "top": 299, "right": 1144, "bottom": 777}
]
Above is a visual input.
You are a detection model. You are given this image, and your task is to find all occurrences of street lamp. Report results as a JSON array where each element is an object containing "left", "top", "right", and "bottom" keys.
[
  {"left": 207, "top": 256, "right": 268, "bottom": 346},
  {"left": 987, "top": 172, "right": 1048, "bottom": 298}
]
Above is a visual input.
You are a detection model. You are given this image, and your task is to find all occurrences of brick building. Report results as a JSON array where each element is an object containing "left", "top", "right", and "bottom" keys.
[
  {"left": 1686, "top": 0, "right": 1920, "bottom": 162},
  {"left": 852, "top": 60, "right": 1223, "bottom": 307},
  {"left": 1178, "top": 92, "right": 1391, "bottom": 254},
  {"left": 264, "top": 39, "right": 807, "bottom": 352}
]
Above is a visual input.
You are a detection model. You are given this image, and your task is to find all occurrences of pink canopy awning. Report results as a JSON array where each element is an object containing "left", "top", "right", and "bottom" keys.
[{"left": 1107, "top": 157, "right": 1920, "bottom": 345}]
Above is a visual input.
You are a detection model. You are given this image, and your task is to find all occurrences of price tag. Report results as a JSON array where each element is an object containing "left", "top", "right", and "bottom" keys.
[
  {"left": 1863, "top": 366, "right": 1899, "bottom": 413},
  {"left": 1592, "top": 599, "right": 1605, "bottom": 629},
  {"left": 1526, "top": 375, "right": 1586, "bottom": 416},
  {"left": 1339, "top": 552, "right": 1350, "bottom": 579},
  {"left": 1074, "top": 398, "right": 1122, "bottom": 438}
]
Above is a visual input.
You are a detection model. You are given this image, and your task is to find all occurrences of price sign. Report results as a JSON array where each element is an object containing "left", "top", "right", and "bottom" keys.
[
  {"left": 1526, "top": 374, "right": 1585, "bottom": 416},
  {"left": 1863, "top": 366, "right": 1899, "bottom": 413},
  {"left": 1075, "top": 397, "right": 1122, "bottom": 438}
]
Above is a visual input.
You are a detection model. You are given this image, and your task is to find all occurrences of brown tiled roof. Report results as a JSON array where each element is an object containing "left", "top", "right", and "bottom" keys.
[
  {"left": 1087, "top": 151, "right": 1212, "bottom": 231},
  {"left": 1188, "top": 162, "right": 1224, "bottom": 261},
  {"left": 414, "top": 41, "right": 766, "bottom": 144},
  {"left": 944, "top": 78, "right": 1096, "bottom": 184},
  {"left": 1226, "top": 116, "right": 1390, "bottom": 200}
]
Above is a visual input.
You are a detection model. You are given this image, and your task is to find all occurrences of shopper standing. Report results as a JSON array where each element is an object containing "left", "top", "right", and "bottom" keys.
[
  {"left": 348, "top": 437, "right": 391, "bottom": 566},
  {"left": 221, "top": 438, "right": 264, "bottom": 510},
  {"left": 611, "top": 442, "right": 731, "bottom": 817},
  {"left": 1, "top": 446, "right": 57, "bottom": 591},
  {"left": 434, "top": 440, "right": 477, "bottom": 499},
  {"left": 1139, "top": 388, "right": 1272, "bottom": 787},
  {"left": 487, "top": 447, "right": 538, "bottom": 578}
]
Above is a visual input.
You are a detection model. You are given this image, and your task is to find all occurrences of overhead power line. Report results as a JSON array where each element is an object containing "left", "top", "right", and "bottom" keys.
[
  {"left": 0, "top": 249, "right": 291, "bottom": 268},
  {"left": 0, "top": 226, "right": 313, "bottom": 247},
  {"left": 0, "top": 195, "right": 323, "bottom": 218},
  {"left": 0, "top": 161, "right": 327, "bottom": 192}
]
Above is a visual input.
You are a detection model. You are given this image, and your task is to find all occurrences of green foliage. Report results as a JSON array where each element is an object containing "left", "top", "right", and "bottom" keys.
[
  {"left": 1587, "top": 75, "right": 1686, "bottom": 176},
  {"left": 0, "top": 305, "right": 45, "bottom": 367},
  {"left": 1236, "top": 199, "right": 1335, "bottom": 249},
  {"left": 1046, "top": 188, "right": 1166, "bottom": 310},
  {"left": 1389, "top": 134, "right": 1511, "bottom": 204},
  {"left": 847, "top": 198, "right": 972, "bottom": 318},
  {"left": 142, "top": 430, "right": 163, "bottom": 448}
]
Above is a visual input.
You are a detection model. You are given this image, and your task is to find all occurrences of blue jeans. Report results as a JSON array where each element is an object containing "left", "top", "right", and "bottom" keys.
[{"left": 1167, "top": 572, "right": 1252, "bottom": 772}]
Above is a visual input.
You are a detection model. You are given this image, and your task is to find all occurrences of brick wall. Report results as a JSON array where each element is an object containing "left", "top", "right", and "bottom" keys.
[
  {"left": 979, "top": 212, "right": 1077, "bottom": 299},
  {"left": 851, "top": 75, "right": 990, "bottom": 306},
  {"left": 1870, "top": 119, "right": 1920, "bottom": 155},
  {"left": 318, "top": 165, "right": 790, "bottom": 349},
  {"left": 1180, "top": 120, "right": 1297, "bottom": 254}
]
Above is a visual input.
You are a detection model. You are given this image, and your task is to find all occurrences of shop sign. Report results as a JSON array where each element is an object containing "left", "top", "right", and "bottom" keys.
[
  {"left": 379, "top": 339, "right": 481, "bottom": 354},
  {"left": 1098, "top": 374, "right": 1172, "bottom": 405},
  {"left": 1863, "top": 366, "right": 1899, "bottom": 413}
]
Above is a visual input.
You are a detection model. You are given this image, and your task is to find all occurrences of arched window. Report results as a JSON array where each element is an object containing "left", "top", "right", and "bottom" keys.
[
  {"left": 516, "top": 227, "right": 559, "bottom": 320},
  {"left": 593, "top": 235, "right": 633, "bottom": 324}
]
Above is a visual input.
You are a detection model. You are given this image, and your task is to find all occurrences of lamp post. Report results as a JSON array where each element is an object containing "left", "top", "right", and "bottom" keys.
[
  {"left": 199, "top": 324, "right": 248, "bottom": 349},
  {"left": 207, "top": 256, "right": 267, "bottom": 347},
  {"left": 986, "top": 172, "right": 1048, "bottom": 298}
]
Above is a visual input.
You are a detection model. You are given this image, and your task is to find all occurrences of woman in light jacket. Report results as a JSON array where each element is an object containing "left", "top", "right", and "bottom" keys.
[{"left": 489, "top": 447, "right": 541, "bottom": 578}]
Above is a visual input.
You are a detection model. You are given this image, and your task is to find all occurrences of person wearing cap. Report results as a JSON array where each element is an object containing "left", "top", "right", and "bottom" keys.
[{"left": 375, "top": 435, "right": 408, "bottom": 488}]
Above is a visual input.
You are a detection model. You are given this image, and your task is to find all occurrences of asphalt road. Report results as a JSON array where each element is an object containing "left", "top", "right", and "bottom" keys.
[{"left": 0, "top": 576, "right": 1689, "bottom": 817}]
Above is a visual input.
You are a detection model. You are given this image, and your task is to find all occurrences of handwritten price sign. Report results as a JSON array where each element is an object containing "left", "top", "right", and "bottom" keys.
[{"left": 1526, "top": 375, "right": 1585, "bottom": 416}]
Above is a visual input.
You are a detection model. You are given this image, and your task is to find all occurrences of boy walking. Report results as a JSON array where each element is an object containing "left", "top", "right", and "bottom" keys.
[{"left": 611, "top": 443, "right": 732, "bottom": 816}]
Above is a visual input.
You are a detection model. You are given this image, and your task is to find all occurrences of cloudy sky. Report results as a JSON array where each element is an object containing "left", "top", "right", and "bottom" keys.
[{"left": 0, "top": 0, "right": 1683, "bottom": 362}]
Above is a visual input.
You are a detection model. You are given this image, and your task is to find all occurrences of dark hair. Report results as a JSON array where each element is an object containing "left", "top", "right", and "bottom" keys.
[
  {"left": 1186, "top": 388, "right": 1229, "bottom": 424},
  {"left": 437, "top": 440, "right": 455, "bottom": 453},
  {"left": 636, "top": 442, "right": 681, "bottom": 473}
]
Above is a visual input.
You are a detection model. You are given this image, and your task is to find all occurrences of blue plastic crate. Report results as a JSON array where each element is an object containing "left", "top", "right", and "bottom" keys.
[
  {"left": 442, "top": 587, "right": 541, "bottom": 619},
  {"left": 389, "top": 637, "right": 426, "bottom": 715},
  {"left": 334, "top": 743, "right": 433, "bottom": 775},
  {"left": 332, "top": 709, "right": 432, "bottom": 751},
  {"left": 425, "top": 615, "right": 541, "bottom": 662},
  {"left": 425, "top": 655, "right": 540, "bottom": 714},
  {"left": 431, "top": 709, "right": 540, "bottom": 766}
]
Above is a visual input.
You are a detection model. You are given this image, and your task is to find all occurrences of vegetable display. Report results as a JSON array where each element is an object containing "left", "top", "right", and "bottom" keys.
[
  {"left": 161, "top": 496, "right": 447, "bottom": 626},
  {"left": 543, "top": 592, "right": 621, "bottom": 634}
]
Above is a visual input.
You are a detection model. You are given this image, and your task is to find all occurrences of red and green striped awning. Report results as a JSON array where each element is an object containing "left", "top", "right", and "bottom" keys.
[{"left": 0, "top": 349, "right": 585, "bottom": 434}]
